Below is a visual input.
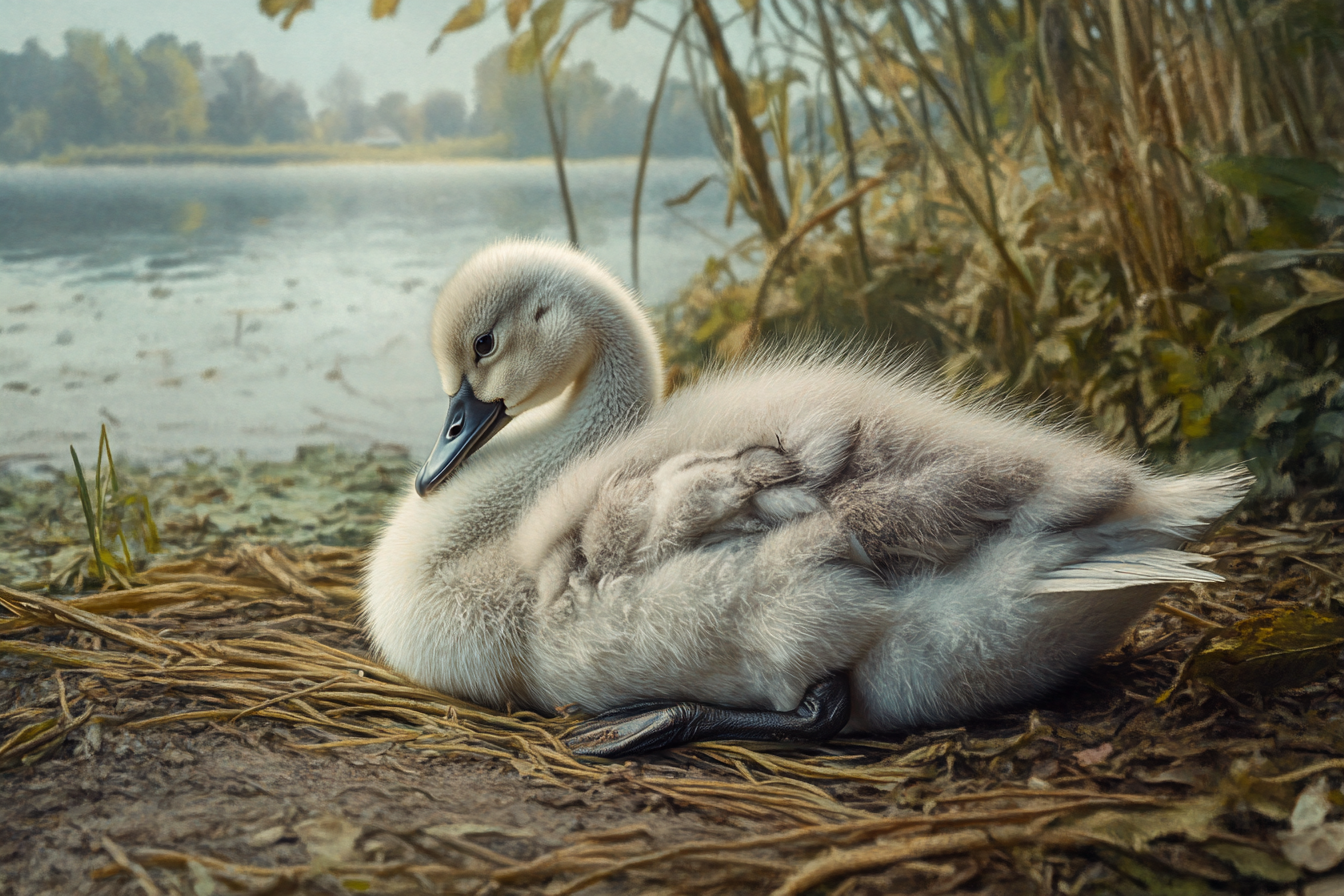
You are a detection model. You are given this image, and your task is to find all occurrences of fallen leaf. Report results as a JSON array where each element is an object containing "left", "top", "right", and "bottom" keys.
[
  {"left": 1164, "top": 607, "right": 1344, "bottom": 699},
  {"left": 1075, "top": 743, "right": 1113, "bottom": 767},
  {"left": 1293, "top": 778, "right": 1335, "bottom": 831},
  {"left": 1282, "top": 825, "right": 1344, "bottom": 873},
  {"left": 1204, "top": 842, "right": 1300, "bottom": 883},
  {"left": 423, "top": 823, "right": 536, "bottom": 840},
  {"left": 1282, "top": 778, "right": 1344, "bottom": 872},
  {"left": 1066, "top": 796, "right": 1223, "bottom": 852},
  {"left": 1306, "top": 876, "right": 1344, "bottom": 896},
  {"left": 247, "top": 825, "right": 287, "bottom": 848},
  {"left": 186, "top": 859, "right": 217, "bottom": 896},
  {"left": 295, "top": 814, "right": 361, "bottom": 871}
]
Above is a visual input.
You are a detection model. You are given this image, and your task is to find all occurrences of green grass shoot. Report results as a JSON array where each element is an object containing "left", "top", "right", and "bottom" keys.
[{"left": 68, "top": 425, "right": 161, "bottom": 589}]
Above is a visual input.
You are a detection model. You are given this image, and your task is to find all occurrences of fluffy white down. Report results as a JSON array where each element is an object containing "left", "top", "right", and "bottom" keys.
[{"left": 364, "top": 239, "right": 1251, "bottom": 731}]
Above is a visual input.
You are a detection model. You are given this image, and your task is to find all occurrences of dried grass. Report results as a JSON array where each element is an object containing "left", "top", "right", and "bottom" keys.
[{"left": 5, "top": 508, "right": 1344, "bottom": 893}]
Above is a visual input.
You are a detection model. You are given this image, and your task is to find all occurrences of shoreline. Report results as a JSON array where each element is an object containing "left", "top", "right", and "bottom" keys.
[{"left": 9, "top": 141, "right": 703, "bottom": 168}]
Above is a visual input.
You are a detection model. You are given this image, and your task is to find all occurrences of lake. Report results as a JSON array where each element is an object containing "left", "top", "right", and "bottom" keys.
[{"left": 0, "top": 159, "right": 744, "bottom": 466}]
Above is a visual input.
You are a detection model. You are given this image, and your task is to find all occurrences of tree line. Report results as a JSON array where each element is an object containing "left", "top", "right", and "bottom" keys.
[{"left": 0, "top": 31, "right": 712, "bottom": 161}]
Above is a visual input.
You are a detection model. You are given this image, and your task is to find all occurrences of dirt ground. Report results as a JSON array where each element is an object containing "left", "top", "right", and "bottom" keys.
[
  {"left": 5, "top": 455, "right": 1344, "bottom": 895},
  {"left": 1, "top": 712, "right": 743, "bottom": 895}
]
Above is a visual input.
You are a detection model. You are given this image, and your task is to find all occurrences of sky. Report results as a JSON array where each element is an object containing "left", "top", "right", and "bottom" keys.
[{"left": 2, "top": 0, "right": 684, "bottom": 107}]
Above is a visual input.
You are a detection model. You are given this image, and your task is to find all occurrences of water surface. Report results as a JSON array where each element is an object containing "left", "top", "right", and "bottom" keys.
[{"left": 0, "top": 159, "right": 741, "bottom": 465}]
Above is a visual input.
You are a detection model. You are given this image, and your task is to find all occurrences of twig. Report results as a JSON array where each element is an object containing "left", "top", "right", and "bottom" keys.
[
  {"left": 1154, "top": 601, "right": 1218, "bottom": 629},
  {"left": 749, "top": 174, "right": 888, "bottom": 335},
  {"left": 101, "top": 836, "right": 163, "bottom": 896},
  {"left": 226, "top": 675, "right": 346, "bottom": 722},
  {"left": 1290, "top": 555, "right": 1344, "bottom": 585}
]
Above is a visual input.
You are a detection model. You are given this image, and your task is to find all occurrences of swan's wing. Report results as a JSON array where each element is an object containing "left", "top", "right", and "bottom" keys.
[{"left": 1028, "top": 548, "right": 1222, "bottom": 594}]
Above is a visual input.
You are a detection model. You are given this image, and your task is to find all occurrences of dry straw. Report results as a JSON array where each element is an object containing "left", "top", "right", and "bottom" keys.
[{"left": 5, "top": 512, "right": 1344, "bottom": 892}]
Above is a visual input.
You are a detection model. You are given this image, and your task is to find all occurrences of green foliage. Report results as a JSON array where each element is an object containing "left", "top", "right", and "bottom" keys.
[
  {"left": 68, "top": 426, "right": 160, "bottom": 588},
  {"left": 0, "top": 32, "right": 275, "bottom": 160},
  {"left": 2, "top": 24, "right": 711, "bottom": 164},
  {"left": 469, "top": 44, "right": 711, "bottom": 159},
  {"left": 657, "top": 0, "right": 1344, "bottom": 502}
]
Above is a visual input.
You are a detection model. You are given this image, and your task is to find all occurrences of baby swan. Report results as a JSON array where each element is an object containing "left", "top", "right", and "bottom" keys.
[{"left": 365, "top": 239, "right": 1251, "bottom": 757}]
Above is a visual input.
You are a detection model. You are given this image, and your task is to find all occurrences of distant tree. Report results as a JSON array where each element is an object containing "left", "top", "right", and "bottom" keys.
[
  {"left": 422, "top": 89, "right": 465, "bottom": 140},
  {"left": 261, "top": 84, "right": 310, "bottom": 142},
  {"left": 203, "top": 52, "right": 266, "bottom": 144},
  {"left": 374, "top": 91, "right": 419, "bottom": 142},
  {"left": 0, "top": 28, "right": 707, "bottom": 160},
  {"left": 652, "top": 80, "right": 714, "bottom": 157},
  {"left": 0, "top": 108, "right": 49, "bottom": 160},
  {"left": 471, "top": 45, "right": 681, "bottom": 159},
  {"left": 205, "top": 51, "right": 311, "bottom": 144},
  {"left": 317, "top": 65, "right": 370, "bottom": 141},
  {"left": 54, "top": 30, "right": 122, "bottom": 146},
  {"left": 0, "top": 39, "right": 60, "bottom": 158},
  {"left": 471, "top": 45, "right": 547, "bottom": 156},
  {"left": 138, "top": 34, "right": 207, "bottom": 143},
  {"left": 560, "top": 61, "right": 629, "bottom": 157},
  {"left": 107, "top": 36, "right": 151, "bottom": 142}
]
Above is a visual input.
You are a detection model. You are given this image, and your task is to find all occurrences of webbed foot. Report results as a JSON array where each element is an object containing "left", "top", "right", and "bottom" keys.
[{"left": 564, "top": 672, "right": 850, "bottom": 758}]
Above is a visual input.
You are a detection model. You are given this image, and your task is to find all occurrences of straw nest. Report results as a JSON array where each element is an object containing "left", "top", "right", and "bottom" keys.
[{"left": 4, "top": 503, "right": 1344, "bottom": 893}]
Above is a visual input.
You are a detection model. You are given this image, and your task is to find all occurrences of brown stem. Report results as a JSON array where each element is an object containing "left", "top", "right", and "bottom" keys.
[
  {"left": 690, "top": 0, "right": 789, "bottom": 242},
  {"left": 632, "top": 12, "right": 692, "bottom": 291},
  {"left": 813, "top": 0, "right": 871, "bottom": 287},
  {"left": 537, "top": 46, "right": 578, "bottom": 247}
]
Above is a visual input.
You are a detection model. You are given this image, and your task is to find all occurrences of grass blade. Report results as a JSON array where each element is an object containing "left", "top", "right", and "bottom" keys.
[{"left": 69, "top": 445, "right": 106, "bottom": 582}]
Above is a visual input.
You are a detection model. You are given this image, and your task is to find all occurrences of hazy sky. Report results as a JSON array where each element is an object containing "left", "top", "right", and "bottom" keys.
[{"left": 3, "top": 0, "right": 682, "bottom": 106}]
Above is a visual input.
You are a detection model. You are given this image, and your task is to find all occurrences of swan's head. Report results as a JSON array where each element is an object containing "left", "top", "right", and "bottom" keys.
[{"left": 415, "top": 239, "right": 659, "bottom": 496}]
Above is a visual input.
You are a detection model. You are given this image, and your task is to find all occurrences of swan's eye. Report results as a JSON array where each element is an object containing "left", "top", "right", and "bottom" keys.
[{"left": 473, "top": 332, "right": 496, "bottom": 360}]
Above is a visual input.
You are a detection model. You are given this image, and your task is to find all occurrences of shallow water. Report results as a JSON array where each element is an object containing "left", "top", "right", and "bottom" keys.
[{"left": 0, "top": 159, "right": 742, "bottom": 465}]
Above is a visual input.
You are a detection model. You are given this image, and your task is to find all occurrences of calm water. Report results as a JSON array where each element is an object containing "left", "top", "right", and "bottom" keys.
[{"left": 0, "top": 159, "right": 743, "bottom": 465}]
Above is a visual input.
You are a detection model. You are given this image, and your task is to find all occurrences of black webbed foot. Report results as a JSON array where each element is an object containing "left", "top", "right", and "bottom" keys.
[{"left": 564, "top": 672, "right": 850, "bottom": 758}]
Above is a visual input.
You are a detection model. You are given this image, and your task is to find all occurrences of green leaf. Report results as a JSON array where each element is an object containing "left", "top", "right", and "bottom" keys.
[
  {"left": 1204, "top": 156, "right": 1344, "bottom": 219},
  {"left": 99, "top": 424, "right": 119, "bottom": 496},
  {"left": 664, "top": 175, "right": 713, "bottom": 207},
  {"left": 1230, "top": 268, "right": 1344, "bottom": 343},
  {"left": 69, "top": 444, "right": 106, "bottom": 582}
]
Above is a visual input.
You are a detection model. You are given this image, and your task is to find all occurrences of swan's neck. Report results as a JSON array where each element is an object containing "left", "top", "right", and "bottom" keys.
[
  {"left": 364, "top": 307, "right": 661, "bottom": 707},
  {"left": 455, "top": 315, "right": 661, "bottom": 539}
]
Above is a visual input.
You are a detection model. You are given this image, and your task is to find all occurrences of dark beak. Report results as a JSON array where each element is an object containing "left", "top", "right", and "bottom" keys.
[{"left": 415, "top": 377, "right": 510, "bottom": 497}]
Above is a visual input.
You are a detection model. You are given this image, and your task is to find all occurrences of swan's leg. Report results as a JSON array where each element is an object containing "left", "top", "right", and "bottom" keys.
[{"left": 564, "top": 673, "right": 850, "bottom": 758}]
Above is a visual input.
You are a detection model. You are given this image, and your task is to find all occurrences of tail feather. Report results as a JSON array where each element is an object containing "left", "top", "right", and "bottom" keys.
[
  {"left": 1030, "top": 547, "right": 1223, "bottom": 594},
  {"left": 1101, "top": 466, "right": 1253, "bottom": 543}
]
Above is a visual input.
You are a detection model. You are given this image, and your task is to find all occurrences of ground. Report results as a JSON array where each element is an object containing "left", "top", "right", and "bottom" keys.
[{"left": 3, "top": 448, "right": 1344, "bottom": 895}]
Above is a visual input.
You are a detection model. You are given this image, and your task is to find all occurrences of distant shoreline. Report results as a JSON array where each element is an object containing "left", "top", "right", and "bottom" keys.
[{"left": 14, "top": 140, "right": 700, "bottom": 168}]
